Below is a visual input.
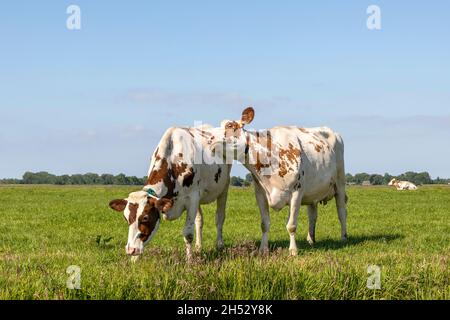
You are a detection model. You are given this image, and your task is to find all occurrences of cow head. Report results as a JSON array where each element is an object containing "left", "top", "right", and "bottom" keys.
[
  {"left": 388, "top": 178, "right": 398, "bottom": 186},
  {"left": 210, "top": 107, "right": 255, "bottom": 162},
  {"left": 109, "top": 190, "right": 173, "bottom": 257}
]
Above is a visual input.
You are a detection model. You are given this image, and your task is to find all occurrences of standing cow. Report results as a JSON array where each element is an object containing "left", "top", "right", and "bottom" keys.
[
  {"left": 209, "top": 107, "right": 348, "bottom": 255},
  {"left": 388, "top": 178, "right": 418, "bottom": 190},
  {"left": 109, "top": 125, "right": 231, "bottom": 260}
]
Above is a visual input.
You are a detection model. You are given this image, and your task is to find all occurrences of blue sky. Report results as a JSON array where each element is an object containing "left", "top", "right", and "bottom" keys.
[{"left": 0, "top": 1, "right": 449, "bottom": 179}]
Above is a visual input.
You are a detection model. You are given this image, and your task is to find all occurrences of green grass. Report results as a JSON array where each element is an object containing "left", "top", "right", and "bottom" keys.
[{"left": 0, "top": 184, "right": 449, "bottom": 300}]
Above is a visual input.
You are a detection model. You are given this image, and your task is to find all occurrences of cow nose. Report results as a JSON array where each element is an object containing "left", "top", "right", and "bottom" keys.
[{"left": 127, "top": 247, "right": 137, "bottom": 255}]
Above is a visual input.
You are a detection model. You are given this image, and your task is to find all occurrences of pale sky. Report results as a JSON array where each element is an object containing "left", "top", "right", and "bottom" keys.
[{"left": 1, "top": 1, "right": 449, "bottom": 179}]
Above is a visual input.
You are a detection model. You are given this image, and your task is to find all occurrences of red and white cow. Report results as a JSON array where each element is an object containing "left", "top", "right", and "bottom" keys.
[
  {"left": 388, "top": 178, "right": 418, "bottom": 190},
  {"left": 210, "top": 107, "right": 348, "bottom": 255},
  {"left": 109, "top": 125, "right": 231, "bottom": 260}
]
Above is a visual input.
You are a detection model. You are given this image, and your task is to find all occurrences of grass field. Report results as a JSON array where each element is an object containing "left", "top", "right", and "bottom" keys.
[{"left": 0, "top": 184, "right": 448, "bottom": 300}]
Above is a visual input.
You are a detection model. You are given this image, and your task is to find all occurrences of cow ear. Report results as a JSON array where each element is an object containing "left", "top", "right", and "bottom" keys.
[
  {"left": 155, "top": 198, "right": 173, "bottom": 213},
  {"left": 240, "top": 106, "right": 255, "bottom": 125},
  {"left": 109, "top": 199, "right": 128, "bottom": 212}
]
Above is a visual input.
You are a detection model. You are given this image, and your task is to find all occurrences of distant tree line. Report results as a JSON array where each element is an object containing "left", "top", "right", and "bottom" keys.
[
  {"left": 230, "top": 174, "right": 253, "bottom": 187},
  {"left": 0, "top": 172, "right": 146, "bottom": 186},
  {"left": 0, "top": 171, "right": 448, "bottom": 186},
  {"left": 230, "top": 171, "right": 449, "bottom": 187},
  {"left": 345, "top": 171, "right": 449, "bottom": 186}
]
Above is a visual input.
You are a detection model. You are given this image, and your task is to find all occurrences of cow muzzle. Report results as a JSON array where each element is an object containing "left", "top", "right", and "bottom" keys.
[{"left": 125, "top": 244, "right": 142, "bottom": 256}]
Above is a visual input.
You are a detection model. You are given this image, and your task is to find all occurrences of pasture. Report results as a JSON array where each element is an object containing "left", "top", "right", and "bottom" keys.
[{"left": 0, "top": 185, "right": 448, "bottom": 300}]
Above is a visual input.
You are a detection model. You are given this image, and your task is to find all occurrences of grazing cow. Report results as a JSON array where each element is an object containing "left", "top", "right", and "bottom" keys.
[
  {"left": 109, "top": 125, "right": 231, "bottom": 260},
  {"left": 209, "top": 107, "right": 348, "bottom": 255},
  {"left": 388, "top": 178, "right": 418, "bottom": 190}
]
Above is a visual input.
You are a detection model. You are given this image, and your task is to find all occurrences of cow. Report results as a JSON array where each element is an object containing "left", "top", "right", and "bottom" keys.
[
  {"left": 209, "top": 107, "right": 348, "bottom": 256},
  {"left": 388, "top": 178, "right": 418, "bottom": 190},
  {"left": 109, "top": 125, "right": 231, "bottom": 261}
]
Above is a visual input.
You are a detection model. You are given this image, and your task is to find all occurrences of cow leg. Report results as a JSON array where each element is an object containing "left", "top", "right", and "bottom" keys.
[
  {"left": 306, "top": 204, "right": 318, "bottom": 245},
  {"left": 287, "top": 191, "right": 302, "bottom": 256},
  {"left": 335, "top": 186, "right": 348, "bottom": 241},
  {"left": 194, "top": 207, "right": 203, "bottom": 253},
  {"left": 184, "top": 196, "right": 200, "bottom": 262},
  {"left": 254, "top": 182, "right": 270, "bottom": 254},
  {"left": 215, "top": 188, "right": 228, "bottom": 250}
]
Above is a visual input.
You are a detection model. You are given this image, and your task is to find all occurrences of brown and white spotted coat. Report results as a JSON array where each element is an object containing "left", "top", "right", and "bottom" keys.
[
  {"left": 109, "top": 125, "right": 231, "bottom": 260},
  {"left": 210, "top": 107, "right": 348, "bottom": 255}
]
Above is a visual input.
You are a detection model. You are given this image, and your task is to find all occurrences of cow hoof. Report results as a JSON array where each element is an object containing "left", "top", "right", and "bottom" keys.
[
  {"left": 289, "top": 248, "right": 298, "bottom": 256},
  {"left": 259, "top": 247, "right": 269, "bottom": 256},
  {"left": 194, "top": 245, "right": 202, "bottom": 254},
  {"left": 216, "top": 241, "right": 225, "bottom": 251},
  {"left": 341, "top": 235, "right": 348, "bottom": 242},
  {"left": 307, "top": 234, "right": 316, "bottom": 246}
]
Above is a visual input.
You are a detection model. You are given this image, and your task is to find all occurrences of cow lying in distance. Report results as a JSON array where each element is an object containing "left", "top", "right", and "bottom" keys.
[
  {"left": 109, "top": 125, "right": 231, "bottom": 261},
  {"left": 388, "top": 178, "right": 418, "bottom": 190},
  {"left": 209, "top": 107, "right": 348, "bottom": 255}
]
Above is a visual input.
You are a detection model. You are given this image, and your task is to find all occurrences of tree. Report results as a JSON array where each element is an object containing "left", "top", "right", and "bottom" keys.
[
  {"left": 101, "top": 174, "right": 115, "bottom": 185},
  {"left": 245, "top": 173, "right": 254, "bottom": 185},
  {"left": 70, "top": 174, "right": 85, "bottom": 185},
  {"left": 0, "top": 178, "right": 22, "bottom": 184},
  {"left": 354, "top": 173, "right": 370, "bottom": 185},
  {"left": 22, "top": 171, "right": 56, "bottom": 184},
  {"left": 397, "top": 171, "right": 432, "bottom": 185},
  {"left": 113, "top": 174, "right": 129, "bottom": 185},
  {"left": 55, "top": 175, "right": 71, "bottom": 185},
  {"left": 8, "top": 171, "right": 151, "bottom": 185},
  {"left": 128, "top": 176, "right": 144, "bottom": 186},
  {"left": 369, "top": 174, "right": 384, "bottom": 185},
  {"left": 230, "top": 176, "right": 244, "bottom": 187},
  {"left": 83, "top": 173, "right": 101, "bottom": 185},
  {"left": 345, "top": 173, "right": 354, "bottom": 184},
  {"left": 415, "top": 172, "right": 432, "bottom": 185},
  {"left": 10, "top": 170, "right": 446, "bottom": 186},
  {"left": 22, "top": 172, "right": 35, "bottom": 184},
  {"left": 383, "top": 173, "right": 393, "bottom": 185}
]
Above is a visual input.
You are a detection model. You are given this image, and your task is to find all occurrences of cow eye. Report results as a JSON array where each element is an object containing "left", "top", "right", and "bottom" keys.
[
  {"left": 226, "top": 123, "right": 233, "bottom": 129},
  {"left": 142, "top": 215, "right": 149, "bottom": 223},
  {"left": 138, "top": 233, "right": 146, "bottom": 239}
]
